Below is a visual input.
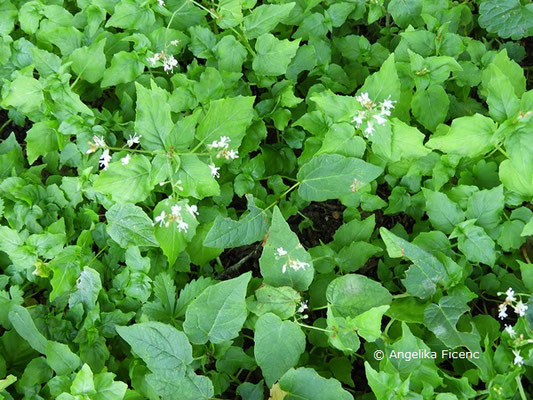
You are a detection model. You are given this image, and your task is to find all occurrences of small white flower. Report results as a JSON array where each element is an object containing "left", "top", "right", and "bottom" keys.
[
  {"left": 209, "top": 163, "right": 220, "bottom": 178},
  {"left": 498, "top": 303, "right": 508, "bottom": 320},
  {"left": 364, "top": 121, "right": 375, "bottom": 137},
  {"left": 176, "top": 219, "right": 188, "bottom": 232},
  {"left": 226, "top": 149, "right": 239, "bottom": 160},
  {"left": 186, "top": 204, "right": 199, "bottom": 217},
  {"left": 147, "top": 53, "right": 160, "bottom": 67},
  {"left": 297, "top": 300, "right": 308, "bottom": 314},
  {"left": 99, "top": 149, "right": 111, "bottom": 170},
  {"left": 350, "top": 178, "right": 361, "bottom": 193},
  {"left": 514, "top": 301, "right": 528, "bottom": 317},
  {"left": 513, "top": 350, "right": 524, "bottom": 366},
  {"left": 171, "top": 205, "right": 182, "bottom": 217},
  {"left": 373, "top": 113, "right": 387, "bottom": 125},
  {"left": 208, "top": 140, "right": 220, "bottom": 149},
  {"left": 93, "top": 136, "right": 106, "bottom": 148},
  {"left": 282, "top": 263, "right": 287, "bottom": 274},
  {"left": 127, "top": 134, "right": 142, "bottom": 147},
  {"left": 163, "top": 55, "right": 178, "bottom": 73},
  {"left": 352, "top": 111, "right": 364, "bottom": 128},
  {"left": 356, "top": 92, "right": 371, "bottom": 107},
  {"left": 288, "top": 258, "right": 309, "bottom": 272},
  {"left": 381, "top": 96, "right": 396, "bottom": 111},
  {"left": 219, "top": 136, "right": 230, "bottom": 147},
  {"left": 276, "top": 247, "right": 288, "bottom": 257},
  {"left": 170, "top": 39, "right": 180, "bottom": 46},
  {"left": 504, "top": 325, "right": 516, "bottom": 338},
  {"left": 175, "top": 179, "right": 184, "bottom": 191},
  {"left": 157, "top": 0, "right": 165, "bottom": 6},
  {"left": 153, "top": 211, "right": 167, "bottom": 227},
  {"left": 505, "top": 288, "right": 516, "bottom": 302},
  {"left": 120, "top": 154, "right": 130, "bottom": 165}
]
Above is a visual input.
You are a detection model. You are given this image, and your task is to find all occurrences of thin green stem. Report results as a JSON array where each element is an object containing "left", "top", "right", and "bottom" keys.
[
  {"left": 0, "top": 118, "right": 12, "bottom": 134},
  {"left": 311, "top": 305, "right": 328, "bottom": 311},
  {"left": 88, "top": 245, "right": 108, "bottom": 266},
  {"left": 264, "top": 182, "right": 300, "bottom": 212},
  {"left": 392, "top": 293, "right": 410, "bottom": 299},
  {"left": 516, "top": 375, "right": 527, "bottom": 400},
  {"left": 296, "top": 322, "right": 332, "bottom": 333}
]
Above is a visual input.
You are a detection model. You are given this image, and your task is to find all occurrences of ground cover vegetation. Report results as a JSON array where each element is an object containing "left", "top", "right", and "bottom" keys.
[{"left": 0, "top": 0, "right": 532, "bottom": 398}]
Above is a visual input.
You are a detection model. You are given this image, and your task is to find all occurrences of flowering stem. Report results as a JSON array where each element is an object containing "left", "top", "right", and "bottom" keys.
[
  {"left": 107, "top": 146, "right": 157, "bottom": 155},
  {"left": 516, "top": 375, "right": 527, "bottom": 400},
  {"left": 311, "top": 305, "right": 328, "bottom": 311},
  {"left": 392, "top": 293, "right": 410, "bottom": 299},
  {"left": 264, "top": 182, "right": 300, "bottom": 212},
  {"left": 296, "top": 322, "right": 332, "bottom": 333}
]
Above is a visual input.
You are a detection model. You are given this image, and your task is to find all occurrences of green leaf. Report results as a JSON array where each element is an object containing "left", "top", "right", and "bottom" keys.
[
  {"left": 481, "top": 64, "right": 520, "bottom": 122},
  {"left": 1, "top": 75, "right": 44, "bottom": 116},
  {"left": 465, "top": 185, "right": 504, "bottom": 230},
  {"left": 326, "top": 274, "right": 392, "bottom": 318},
  {"left": 46, "top": 341, "right": 81, "bottom": 375},
  {"left": 8, "top": 305, "right": 47, "bottom": 354},
  {"left": 390, "top": 118, "right": 431, "bottom": 161},
  {"left": 204, "top": 195, "right": 269, "bottom": 248},
  {"left": 26, "top": 120, "right": 60, "bottom": 164},
  {"left": 153, "top": 199, "right": 199, "bottom": 266},
  {"left": 68, "top": 266, "right": 102, "bottom": 311},
  {"left": 358, "top": 53, "right": 400, "bottom": 104},
  {"left": 450, "top": 220, "right": 496, "bottom": 266},
  {"left": 252, "top": 33, "right": 300, "bottom": 76},
  {"left": 49, "top": 246, "right": 81, "bottom": 303},
  {"left": 101, "top": 51, "right": 144, "bottom": 88},
  {"left": 69, "top": 38, "right": 106, "bottom": 84},
  {"left": 479, "top": 0, "right": 533, "bottom": 40},
  {"left": 297, "top": 154, "right": 383, "bottom": 201},
  {"left": 146, "top": 368, "right": 214, "bottom": 400},
  {"left": 93, "top": 154, "right": 153, "bottom": 204},
  {"left": 426, "top": 114, "right": 496, "bottom": 158},
  {"left": 183, "top": 272, "right": 251, "bottom": 344},
  {"left": 93, "top": 371, "right": 128, "bottom": 400},
  {"left": 243, "top": 3, "right": 295, "bottom": 39},
  {"left": 247, "top": 284, "right": 301, "bottom": 320},
  {"left": 422, "top": 188, "right": 465, "bottom": 234},
  {"left": 176, "top": 155, "right": 220, "bottom": 199},
  {"left": 135, "top": 82, "right": 174, "bottom": 151},
  {"left": 259, "top": 207, "right": 314, "bottom": 292},
  {"left": 387, "top": 0, "right": 422, "bottom": 28},
  {"left": 279, "top": 368, "right": 353, "bottom": 400},
  {"left": 216, "top": 0, "right": 243, "bottom": 29},
  {"left": 116, "top": 321, "right": 193, "bottom": 371},
  {"left": 352, "top": 305, "right": 389, "bottom": 342},
  {"left": 106, "top": 0, "right": 155, "bottom": 30},
  {"left": 254, "top": 313, "right": 306, "bottom": 387},
  {"left": 326, "top": 308, "right": 360, "bottom": 354},
  {"left": 72, "top": 364, "right": 96, "bottom": 396},
  {"left": 195, "top": 96, "right": 255, "bottom": 149},
  {"left": 380, "top": 228, "right": 448, "bottom": 299},
  {"left": 411, "top": 85, "right": 450, "bottom": 131},
  {"left": 105, "top": 203, "right": 158, "bottom": 248}
]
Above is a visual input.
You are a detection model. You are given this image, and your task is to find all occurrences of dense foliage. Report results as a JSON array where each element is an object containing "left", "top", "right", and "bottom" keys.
[{"left": 0, "top": 0, "right": 532, "bottom": 399}]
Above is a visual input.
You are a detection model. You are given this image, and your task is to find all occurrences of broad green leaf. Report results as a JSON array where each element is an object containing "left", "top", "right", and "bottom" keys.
[
  {"left": 93, "top": 371, "right": 128, "bottom": 400},
  {"left": 116, "top": 321, "right": 193, "bottom": 370},
  {"left": 422, "top": 188, "right": 465, "bottom": 234},
  {"left": 183, "top": 272, "right": 251, "bottom": 344},
  {"left": 216, "top": 0, "right": 243, "bottom": 29},
  {"left": 252, "top": 33, "right": 300, "bottom": 76},
  {"left": 68, "top": 266, "right": 102, "bottom": 311},
  {"left": 101, "top": 51, "right": 144, "bottom": 88},
  {"left": 71, "top": 364, "right": 96, "bottom": 396},
  {"left": 195, "top": 96, "right": 255, "bottom": 148},
  {"left": 243, "top": 3, "right": 295, "bottom": 39},
  {"left": 259, "top": 207, "right": 314, "bottom": 291},
  {"left": 247, "top": 284, "right": 301, "bottom": 320},
  {"left": 135, "top": 82, "right": 173, "bottom": 151},
  {"left": 358, "top": 53, "right": 400, "bottom": 104},
  {"left": 8, "top": 305, "right": 47, "bottom": 354},
  {"left": 254, "top": 313, "right": 306, "bottom": 387},
  {"left": 479, "top": 0, "right": 533, "bottom": 40},
  {"left": 390, "top": 118, "right": 431, "bottom": 161},
  {"left": 93, "top": 155, "right": 153, "bottom": 204},
  {"left": 105, "top": 203, "right": 158, "bottom": 248},
  {"left": 1, "top": 75, "right": 44, "bottom": 116},
  {"left": 411, "top": 85, "right": 449, "bottom": 131},
  {"left": 46, "top": 341, "right": 81, "bottom": 375},
  {"left": 146, "top": 367, "right": 214, "bottom": 400},
  {"left": 26, "top": 120, "right": 60, "bottom": 164},
  {"left": 106, "top": 0, "right": 155, "bottom": 30},
  {"left": 387, "top": 0, "right": 423, "bottom": 28},
  {"left": 204, "top": 195, "right": 269, "bottom": 248},
  {"left": 465, "top": 185, "right": 504, "bottom": 230},
  {"left": 380, "top": 228, "right": 448, "bottom": 298},
  {"left": 450, "top": 220, "right": 496, "bottom": 266},
  {"left": 326, "top": 307, "right": 360, "bottom": 354},
  {"left": 153, "top": 199, "right": 199, "bottom": 266},
  {"left": 326, "top": 274, "right": 392, "bottom": 318},
  {"left": 297, "top": 154, "right": 383, "bottom": 201},
  {"left": 49, "top": 246, "right": 81, "bottom": 303},
  {"left": 176, "top": 155, "right": 220, "bottom": 199},
  {"left": 499, "top": 125, "right": 533, "bottom": 198},
  {"left": 481, "top": 64, "right": 520, "bottom": 122},
  {"left": 426, "top": 114, "right": 496, "bottom": 157},
  {"left": 69, "top": 38, "right": 106, "bottom": 83},
  {"left": 316, "top": 123, "right": 366, "bottom": 158},
  {"left": 279, "top": 368, "right": 353, "bottom": 400},
  {"left": 353, "top": 305, "right": 389, "bottom": 342}
]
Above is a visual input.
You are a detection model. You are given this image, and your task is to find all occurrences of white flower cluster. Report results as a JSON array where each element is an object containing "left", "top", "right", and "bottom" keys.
[
  {"left": 498, "top": 288, "right": 528, "bottom": 320},
  {"left": 297, "top": 300, "right": 309, "bottom": 319},
  {"left": 275, "top": 247, "right": 310, "bottom": 274},
  {"left": 351, "top": 92, "right": 395, "bottom": 137},
  {"left": 86, "top": 133, "right": 142, "bottom": 170},
  {"left": 147, "top": 52, "right": 178, "bottom": 73},
  {"left": 208, "top": 136, "right": 239, "bottom": 160},
  {"left": 127, "top": 133, "right": 142, "bottom": 147},
  {"left": 153, "top": 204, "right": 198, "bottom": 232}
]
